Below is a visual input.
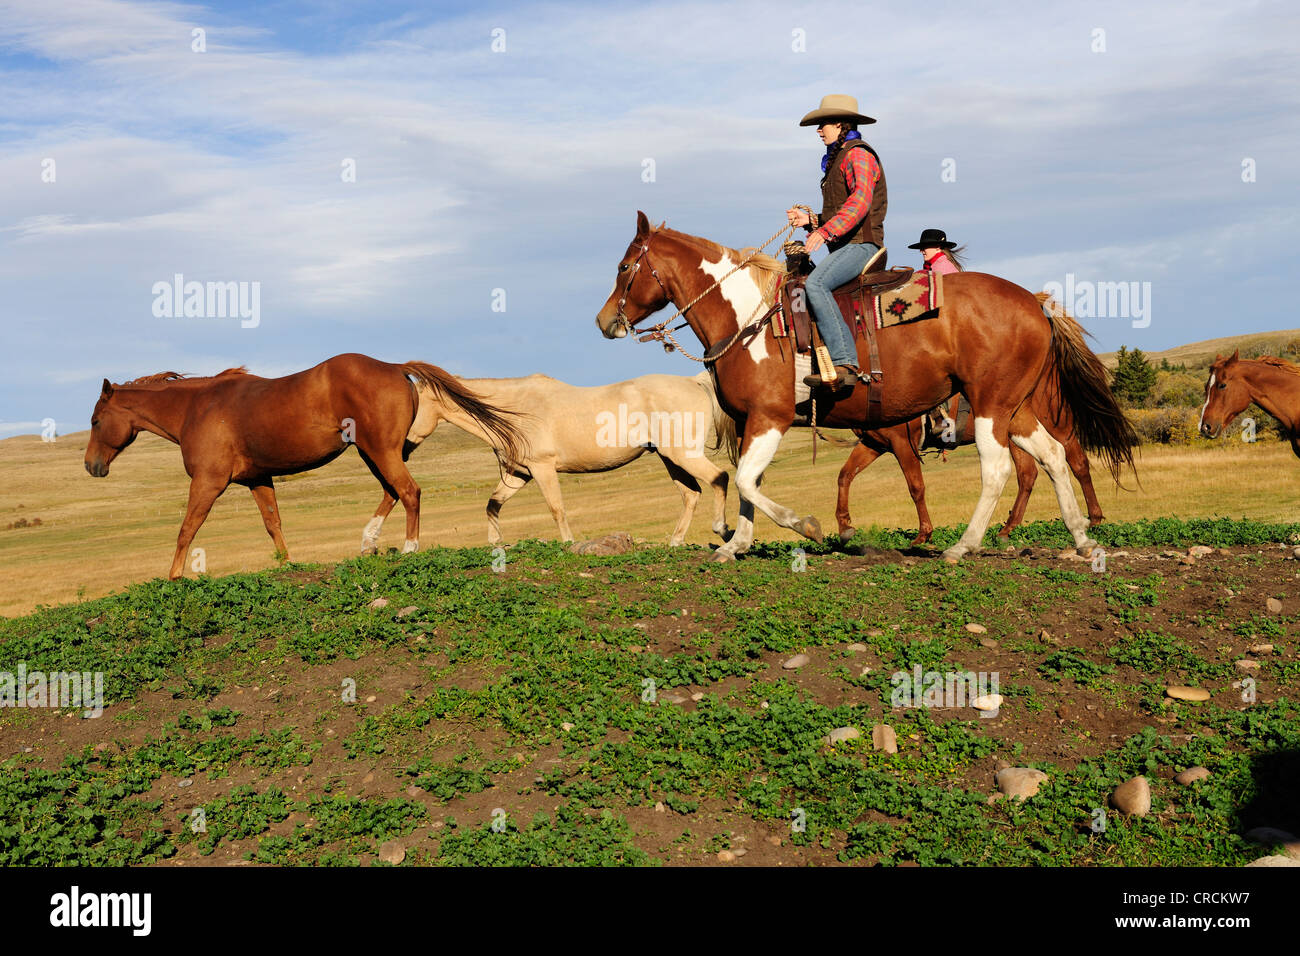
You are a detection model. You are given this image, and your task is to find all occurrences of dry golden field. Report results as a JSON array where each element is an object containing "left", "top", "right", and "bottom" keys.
[{"left": 1, "top": 424, "right": 1297, "bottom": 617}]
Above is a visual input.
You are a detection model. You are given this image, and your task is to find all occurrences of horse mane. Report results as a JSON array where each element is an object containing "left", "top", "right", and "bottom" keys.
[
  {"left": 120, "top": 367, "right": 249, "bottom": 387},
  {"left": 1254, "top": 356, "right": 1300, "bottom": 375},
  {"left": 655, "top": 225, "right": 786, "bottom": 300}
]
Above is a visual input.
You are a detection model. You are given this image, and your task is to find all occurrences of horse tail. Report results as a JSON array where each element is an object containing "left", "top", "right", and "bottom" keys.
[
  {"left": 694, "top": 369, "right": 739, "bottom": 465},
  {"left": 401, "top": 362, "right": 531, "bottom": 465},
  {"left": 1035, "top": 293, "right": 1139, "bottom": 484}
]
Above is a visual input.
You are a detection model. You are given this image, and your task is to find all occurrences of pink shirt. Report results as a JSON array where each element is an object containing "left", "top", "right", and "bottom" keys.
[{"left": 924, "top": 251, "right": 959, "bottom": 276}]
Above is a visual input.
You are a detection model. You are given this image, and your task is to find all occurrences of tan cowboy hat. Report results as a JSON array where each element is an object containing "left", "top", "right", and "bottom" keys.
[{"left": 798, "top": 94, "right": 876, "bottom": 127}]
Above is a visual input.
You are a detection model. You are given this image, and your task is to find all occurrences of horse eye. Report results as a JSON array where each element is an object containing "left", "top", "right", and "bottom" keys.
[
  {"left": 1217, "top": 382, "right": 1227, "bottom": 389},
  {"left": 618, "top": 263, "right": 629, "bottom": 273}
]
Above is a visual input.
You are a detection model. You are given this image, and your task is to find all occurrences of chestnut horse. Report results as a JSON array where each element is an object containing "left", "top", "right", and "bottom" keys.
[
  {"left": 1198, "top": 350, "right": 1300, "bottom": 456},
  {"left": 836, "top": 385, "right": 1105, "bottom": 545},
  {"left": 85, "top": 353, "right": 527, "bottom": 579},
  {"left": 596, "top": 212, "right": 1135, "bottom": 562}
]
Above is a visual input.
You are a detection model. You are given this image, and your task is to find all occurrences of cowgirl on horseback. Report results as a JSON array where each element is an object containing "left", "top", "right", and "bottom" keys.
[
  {"left": 785, "top": 94, "right": 887, "bottom": 393},
  {"left": 910, "top": 228, "right": 965, "bottom": 275}
]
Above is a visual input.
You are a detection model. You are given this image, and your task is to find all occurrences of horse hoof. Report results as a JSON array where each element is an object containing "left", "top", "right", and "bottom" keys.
[
  {"left": 360, "top": 546, "right": 378, "bottom": 556},
  {"left": 1077, "top": 539, "right": 1099, "bottom": 557},
  {"left": 709, "top": 549, "right": 737, "bottom": 564},
  {"left": 796, "top": 515, "right": 823, "bottom": 543},
  {"left": 838, "top": 525, "right": 856, "bottom": 542},
  {"left": 942, "top": 546, "right": 965, "bottom": 564}
]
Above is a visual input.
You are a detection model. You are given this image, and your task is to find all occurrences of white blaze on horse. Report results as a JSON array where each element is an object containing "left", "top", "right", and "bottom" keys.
[
  {"left": 596, "top": 212, "right": 1137, "bottom": 562},
  {"left": 411, "top": 370, "right": 738, "bottom": 545}
]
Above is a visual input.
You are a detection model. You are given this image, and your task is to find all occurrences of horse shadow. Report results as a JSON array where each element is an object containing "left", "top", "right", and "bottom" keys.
[{"left": 1236, "top": 748, "right": 1300, "bottom": 848}]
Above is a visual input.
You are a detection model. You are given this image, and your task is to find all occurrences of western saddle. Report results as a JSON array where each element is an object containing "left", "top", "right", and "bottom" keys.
[{"left": 782, "top": 245, "right": 914, "bottom": 420}]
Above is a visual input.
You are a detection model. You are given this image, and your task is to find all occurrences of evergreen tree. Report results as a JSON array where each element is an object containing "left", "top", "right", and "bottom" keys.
[{"left": 1111, "top": 346, "right": 1157, "bottom": 406}]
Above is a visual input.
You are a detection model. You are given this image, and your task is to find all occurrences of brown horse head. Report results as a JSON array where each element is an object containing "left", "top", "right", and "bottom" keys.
[
  {"left": 1199, "top": 349, "right": 1247, "bottom": 438},
  {"left": 85, "top": 378, "right": 140, "bottom": 477},
  {"left": 595, "top": 211, "right": 672, "bottom": 338}
]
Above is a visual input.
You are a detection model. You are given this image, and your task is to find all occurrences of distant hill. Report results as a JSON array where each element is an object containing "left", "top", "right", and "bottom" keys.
[{"left": 1098, "top": 330, "right": 1300, "bottom": 371}]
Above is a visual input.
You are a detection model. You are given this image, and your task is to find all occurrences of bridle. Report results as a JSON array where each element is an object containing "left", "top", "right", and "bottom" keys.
[
  {"left": 612, "top": 236, "right": 675, "bottom": 336},
  {"left": 609, "top": 216, "right": 805, "bottom": 361}
]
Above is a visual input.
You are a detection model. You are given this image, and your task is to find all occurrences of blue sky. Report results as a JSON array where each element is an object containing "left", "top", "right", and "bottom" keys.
[{"left": 1, "top": 0, "right": 1296, "bottom": 436}]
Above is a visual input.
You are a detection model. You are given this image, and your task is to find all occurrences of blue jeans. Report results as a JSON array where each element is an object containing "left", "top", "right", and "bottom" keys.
[{"left": 805, "top": 242, "right": 879, "bottom": 368}]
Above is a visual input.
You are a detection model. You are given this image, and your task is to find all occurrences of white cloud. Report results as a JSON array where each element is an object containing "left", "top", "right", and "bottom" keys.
[{"left": 0, "top": 0, "right": 1296, "bottom": 431}]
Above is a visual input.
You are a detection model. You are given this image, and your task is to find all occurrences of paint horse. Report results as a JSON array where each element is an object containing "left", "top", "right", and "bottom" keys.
[
  {"left": 416, "top": 370, "right": 738, "bottom": 545},
  {"left": 1198, "top": 350, "right": 1300, "bottom": 456},
  {"left": 85, "top": 353, "right": 527, "bottom": 579},
  {"left": 597, "top": 212, "right": 1135, "bottom": 562},
  {"left": 836, "top": 387, "right": 1105, "bottom": 545}
]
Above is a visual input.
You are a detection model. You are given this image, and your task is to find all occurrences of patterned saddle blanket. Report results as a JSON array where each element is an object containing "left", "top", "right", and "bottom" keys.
[{"left": 773, "top": 259, "right": 944, "bottom": 352}]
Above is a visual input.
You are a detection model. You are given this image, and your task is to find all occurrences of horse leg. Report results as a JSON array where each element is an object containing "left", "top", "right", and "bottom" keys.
[
  {"left": 1064, "top": 437, "right": 1104, "bottom": 524},
  {"left": 997, "top": 443, "right": 1038, "bottom": 540},
  {"left": 836, "top": 436, "right": 879, "bottom": 540},
  {"left": 1041, "top": 401, "right": 1104, "bottom": 525},
  {"left": 356, "top": 447, "right": 421, "bottom": 553},
  {"left": 1008, "top": 409, "right": 1096, "bottom": 555},
  {"left": 525, "top": 461, "right": 574, "bottom": 542},
  {"left": 169, "top": 474, "right": 229, "bottom": 579},
  {"left": 887, "top": 429, "right": 934, "bottom": 546},
  {"left": 663, "top": 446, "right": 730, "bottom": 542},
  {"left": 713, "top": 422, "right": 815, "bottom": 562},
  {"left": 658, "top": 456, "right": 702, "bottom": 546},
  {"left": 942, "top": 416, "right": 1016, "bottom": 563},
  {"left": 361, "top": 492, "right": 398, "bottom": 554},
  {"left": 248, "top": 479, "right": 290, "bottom": 561},
  {"left": 487, "top": 471, "right": 530, "bottom": 546}
]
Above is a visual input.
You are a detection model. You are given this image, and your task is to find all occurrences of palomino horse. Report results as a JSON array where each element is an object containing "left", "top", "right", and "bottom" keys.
[
  {"left": 85, "top": 353, "right": 527, "bottom": 579},
  {"left": 596, "top": 212, "right": 1135, "bottom": 562},
  {"left": 414, "top": 370, "right": 738, "bottom": 545},
  {"left": 1199, "top": 350, "right": 1300, "bottom": 456},
  {"left": 836, "top": 386, "right": 1105, "bottom": 545}
]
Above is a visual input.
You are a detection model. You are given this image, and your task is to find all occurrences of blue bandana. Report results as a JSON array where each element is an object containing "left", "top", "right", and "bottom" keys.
[{"left": 821, "top": 129, "right": 861, "bottom": 174}]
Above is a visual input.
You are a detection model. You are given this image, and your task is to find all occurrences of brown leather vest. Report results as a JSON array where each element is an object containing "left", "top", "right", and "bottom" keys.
[{"left": 820, "top": 139, "right": 887, "bottom": 249}]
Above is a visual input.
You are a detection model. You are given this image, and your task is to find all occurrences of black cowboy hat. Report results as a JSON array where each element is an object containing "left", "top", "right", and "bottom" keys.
[{"left": 907, "top": 228, "right": 956, "bottom": 250}]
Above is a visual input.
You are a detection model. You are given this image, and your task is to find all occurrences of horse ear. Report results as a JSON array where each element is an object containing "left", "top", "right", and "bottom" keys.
[
  {"left": 636, "top": 210, "right": 650, "bottom": 237},
  {"left": 101, "top": 378, "right": 113, "bottom": 397},
  {"left": 1229, "top": 348, "right": 1240, "bottom": 363}
]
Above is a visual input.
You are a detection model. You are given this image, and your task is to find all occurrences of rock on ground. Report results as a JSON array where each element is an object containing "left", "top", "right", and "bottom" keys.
[
  {"left": 1174, "top": 767, "right": 1211, "bottom": 785},
  {"left": 871, "top": 724, "right": 898, "bottom": 754},
  {"left": 569, "top": 532, "right": 635, "bottom": 556},
  {"left": 996, "top": 767, "right": 1048, "bottom": 800},
  {"left": 1165, "top": 686, "right": 1211, "bottom": 701},
  {"left": 1245, "top": 855, "right": 1300, "bottom": 867},
  {"left": 822, "top": 726, "right": 861, "bottom": 745},
  {"left": 1111, "top": 776, "right": 1151, "bottom": 816}
]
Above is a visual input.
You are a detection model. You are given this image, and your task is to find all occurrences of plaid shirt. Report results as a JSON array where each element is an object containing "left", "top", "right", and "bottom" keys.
[{"left": 815, "top": 146, "right": 882, "bottom": 243}]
